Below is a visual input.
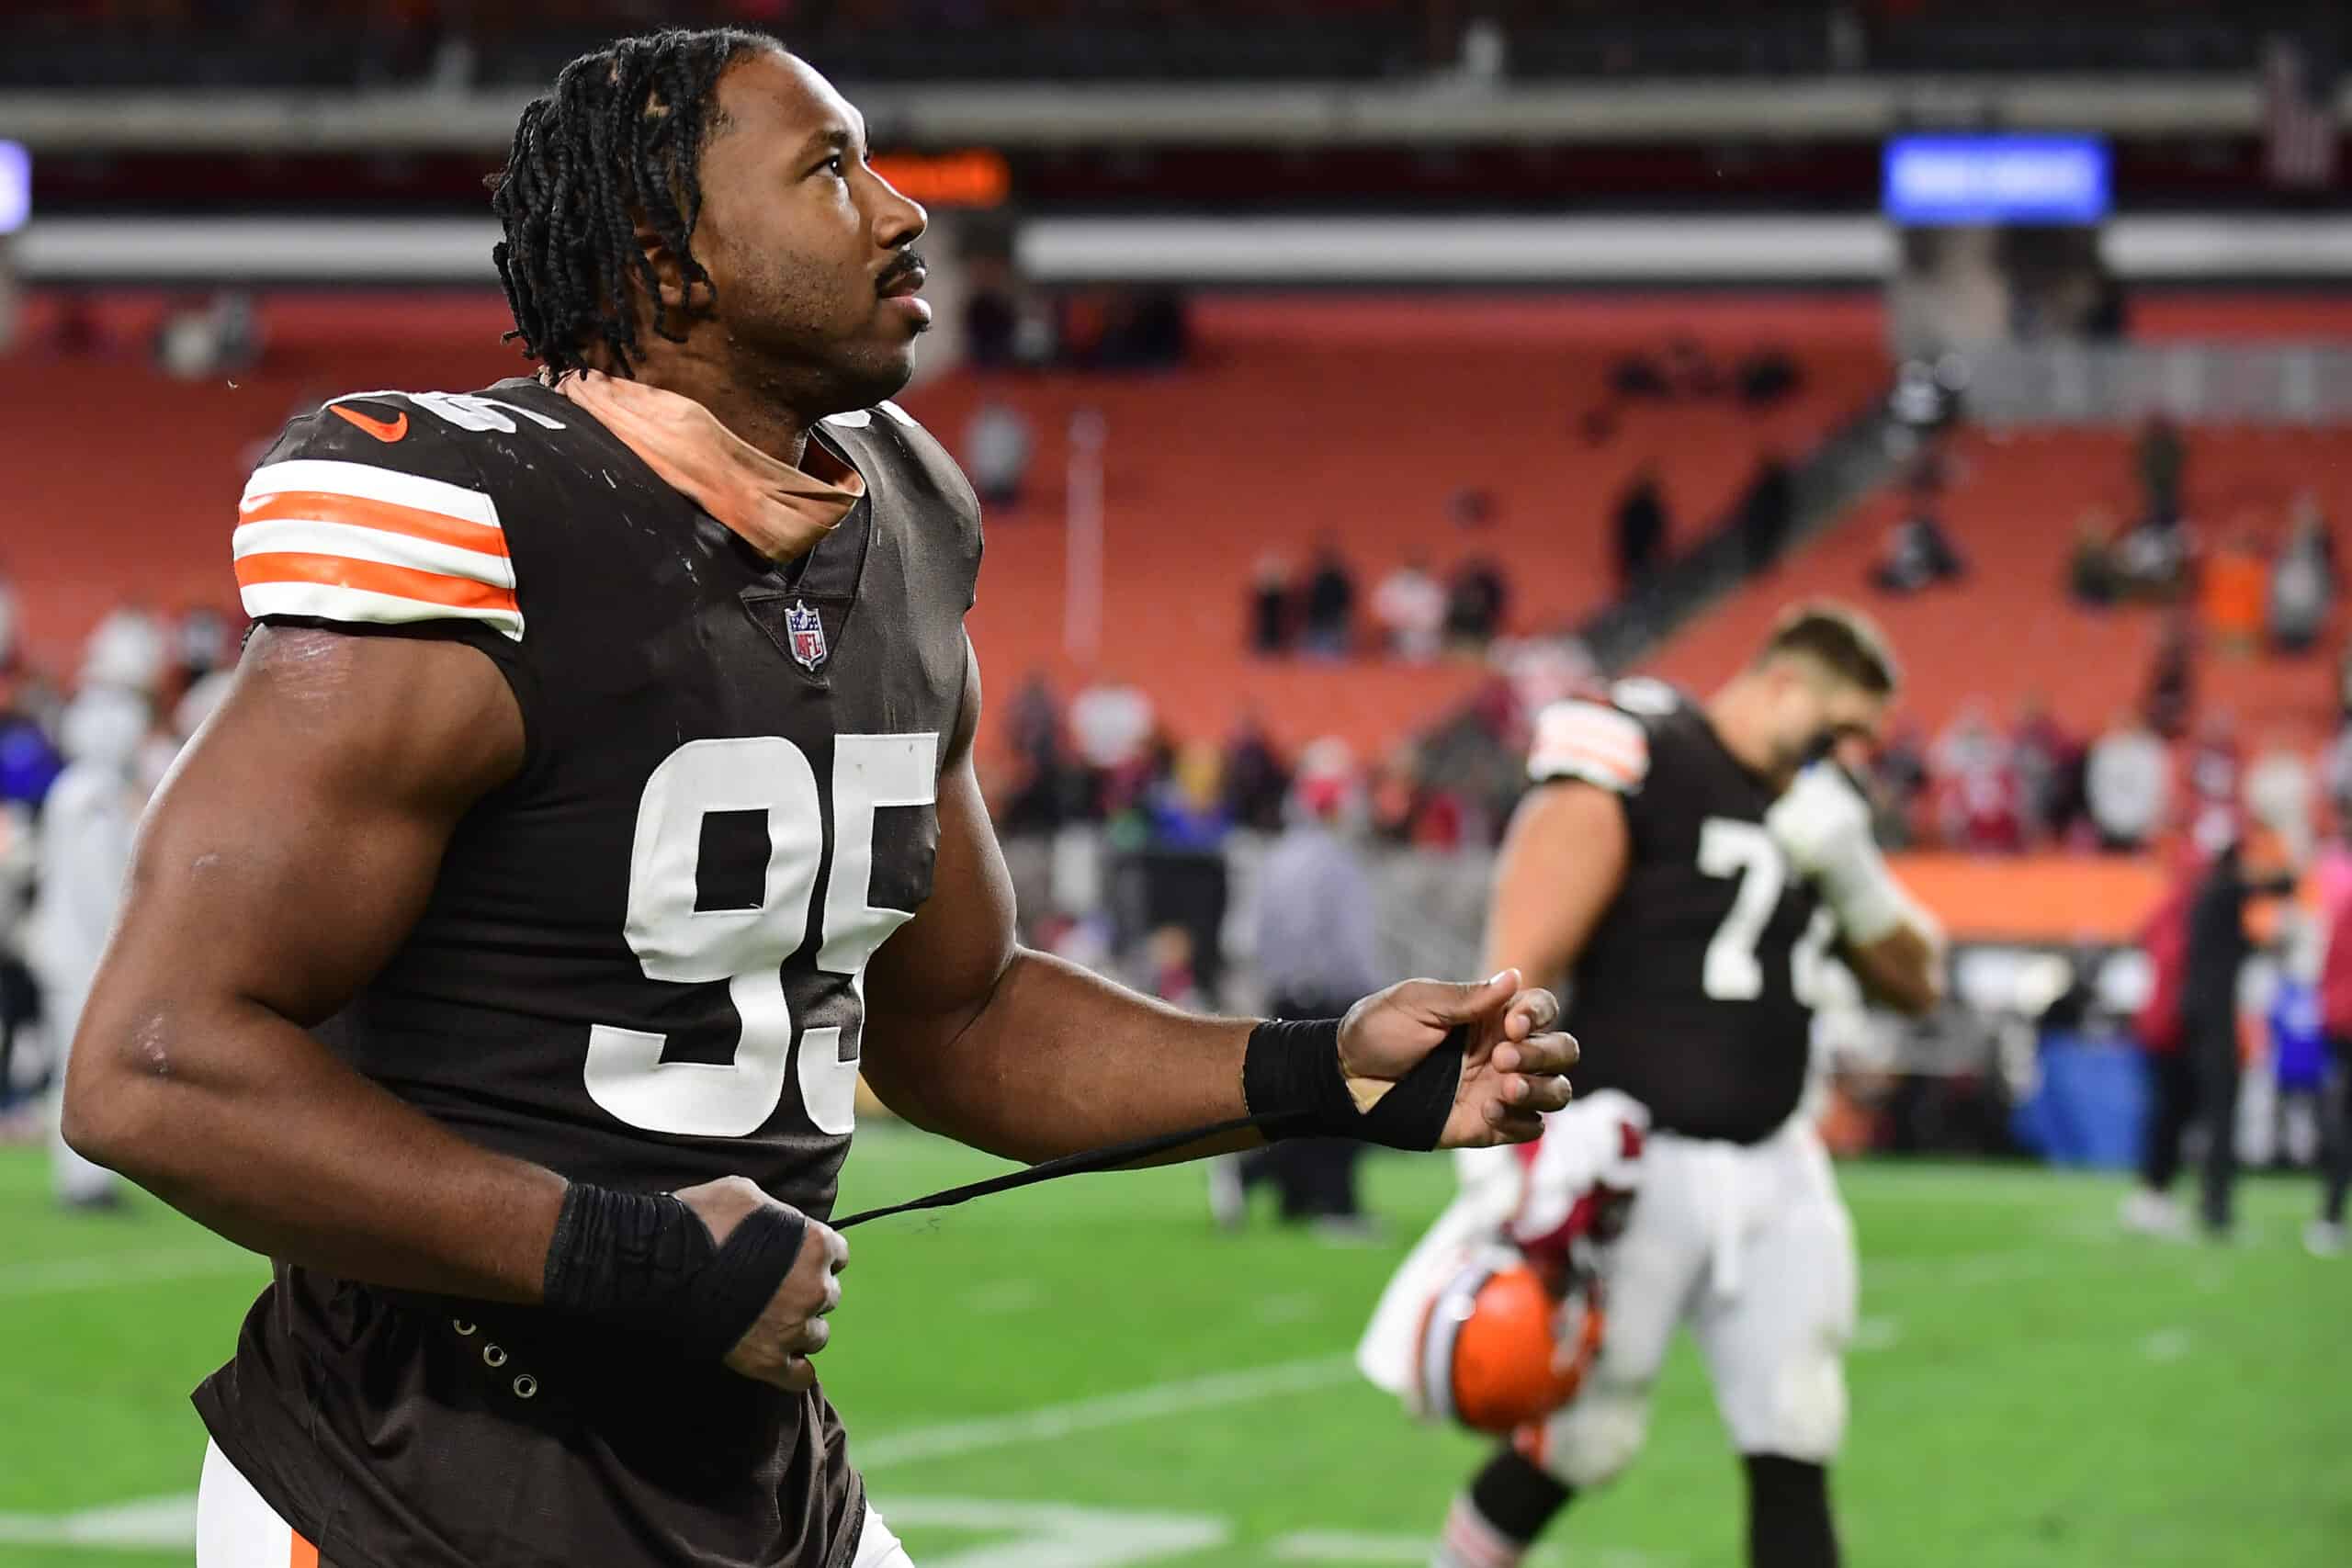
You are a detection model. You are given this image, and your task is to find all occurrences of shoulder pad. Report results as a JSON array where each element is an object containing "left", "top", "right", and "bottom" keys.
[
  {"left": 232, "top": 391, "right": 523, "bottom": 641},
  {"left": 1528, "top": 699, "right": 1650, "bottom": 794}
]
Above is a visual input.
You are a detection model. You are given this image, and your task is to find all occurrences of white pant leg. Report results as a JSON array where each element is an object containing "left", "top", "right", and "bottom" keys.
[
  {"left": 853, "top": 1504, "right": 915, "bottom": 1566},
  {"left": 197, "top": 1441, "right": 308, "bottom": 1568},
  {"left": 1523, "top": 1137, "right": 1712, "bottom": 1488},
  {"left": 1690, "top": 1122, "right": 1857, "bottom": 1462}
]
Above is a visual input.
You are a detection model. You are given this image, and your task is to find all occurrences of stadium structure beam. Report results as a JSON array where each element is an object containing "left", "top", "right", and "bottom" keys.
[
  {"left": 0, "top": 75, "right": 2337, "bottom": 153},
  {"left": 14, "top": 214, "right": 2350, "bottom": 287}
]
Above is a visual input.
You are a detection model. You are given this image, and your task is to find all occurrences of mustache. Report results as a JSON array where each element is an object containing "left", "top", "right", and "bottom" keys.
[{"left": 876, "top": 251, "right": 928, "bottom": 292}]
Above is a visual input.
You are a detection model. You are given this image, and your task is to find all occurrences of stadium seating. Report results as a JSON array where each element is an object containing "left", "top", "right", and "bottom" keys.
[
  {"left": 1646, "top": 423, "right": 2352, "bottom": 745},
  {"left": 3, "top": 290, "right": 1882, "bottom": 758},
  {"left": 925, "top": 294, "right": 1886, "bottom": 752}
]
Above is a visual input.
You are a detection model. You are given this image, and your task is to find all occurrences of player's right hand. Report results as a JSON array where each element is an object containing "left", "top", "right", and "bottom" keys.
[{"left": 674, "top": 1177, "right": 848, "bottom": 1393}]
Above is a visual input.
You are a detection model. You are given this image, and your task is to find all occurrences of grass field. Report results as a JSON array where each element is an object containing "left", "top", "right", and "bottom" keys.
[{"left": 2, "top": 1131, "right": 2346, "bottom": 1567}]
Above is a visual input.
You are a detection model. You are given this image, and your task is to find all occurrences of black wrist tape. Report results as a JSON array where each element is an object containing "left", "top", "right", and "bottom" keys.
[
  {"left": 1241, "top": 1017, "right": 1465, "bottom": 1151},
  {"left": 541, "top": 1183, "right": 809, "bottom": 1361}
]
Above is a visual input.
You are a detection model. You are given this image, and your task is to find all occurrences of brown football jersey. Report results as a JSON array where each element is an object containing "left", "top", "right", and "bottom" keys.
[
  {"left": 1526, "top": 680, "right": 1835, "bottom": 1144},
  {"left": 196, "top": 378, "right": 981, "bottom": 1568}
]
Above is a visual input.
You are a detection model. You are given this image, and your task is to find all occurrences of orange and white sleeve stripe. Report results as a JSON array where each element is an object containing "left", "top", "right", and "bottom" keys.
[
  {"left": 233, "top": 457, "right": 522, "bottom": 640},
  {"left": 1528, "top": 700, "right": 1649, "bottom": 794}
]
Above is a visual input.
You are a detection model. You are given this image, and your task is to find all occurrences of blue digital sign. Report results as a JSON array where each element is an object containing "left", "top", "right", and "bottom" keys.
[
  {"left": 0, "top": 141, "right": 26, "bottom": 236},
  {"left": 1883, "top": 136, "right": 2109, "bottom": 226}
]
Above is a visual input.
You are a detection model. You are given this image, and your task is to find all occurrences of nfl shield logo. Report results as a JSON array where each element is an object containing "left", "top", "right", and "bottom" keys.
[{"left": 785, "top": 600, "right": 828, "bottom": 671}]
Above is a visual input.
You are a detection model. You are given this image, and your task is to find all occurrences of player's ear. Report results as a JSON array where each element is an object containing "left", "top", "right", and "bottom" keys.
[{"left": 632, "top": 225, "right": 708, "bottom": 320}]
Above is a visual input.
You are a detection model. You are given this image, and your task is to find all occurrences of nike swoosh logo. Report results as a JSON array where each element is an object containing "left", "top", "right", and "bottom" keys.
[{"left": 329, "top": 403, "right": 408, "bottom": 443}]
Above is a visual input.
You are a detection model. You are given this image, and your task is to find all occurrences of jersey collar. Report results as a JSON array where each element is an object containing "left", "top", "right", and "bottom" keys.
[{"left": 556, "top": 370, "right": 865, "bottom": 562}]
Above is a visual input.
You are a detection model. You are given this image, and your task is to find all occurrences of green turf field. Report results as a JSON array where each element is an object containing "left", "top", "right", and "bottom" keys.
[{"left": 1, "top": 1132, "right": 2345, "bottom": 1567}]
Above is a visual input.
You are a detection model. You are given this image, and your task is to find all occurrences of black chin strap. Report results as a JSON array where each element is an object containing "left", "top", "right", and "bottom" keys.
[{"left": 832, "top": 1113, "right": 1264, "bottom": 1230}]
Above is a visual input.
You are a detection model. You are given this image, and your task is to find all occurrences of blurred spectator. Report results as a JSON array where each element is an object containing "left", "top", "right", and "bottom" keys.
[
  {"left": 1221, "top": 712, "right": 1289, "bottom": 834},
  {"left": 1871, "top": 505, "right": 1966, "bottom": 595},
  {"left": 1146, "top": 742, "right": 1232, "bottom": 852},
  {"left": 2068, "top": 507, "right": 2121, "bottom": 607},
  {"left": 2124, "top": 847, "right": 2199, "bottom": 1238},
  {"left": 2247, "top": 740, "right": 2317, "bottom": 864},
  {"left": 2315, "top": 864, "right": 2352, "bottom": 1253},
  {"left": 2111, "top": 513, "right": 2188, "bottom": 599},
  {"left": 997, "top": 675, "right": 1080, "bottom": 833},
  {"left": 2267, "top": 496, "right": 2334, "bottom": 653},
  {"left": 2143, "top": 609, "right": 2195, "bottom": 741},
  {"left": 1736, "top": 451, "right": 1795, "bottom": 574},
  {"left": 1249, "top": 553, "right": 1294, "bottom": 655},
  {"left": 1370, "top": 558, "right": 1445, "bottom": 663},
  {"left": 2187, "top": 710, "right": 2242, "bottom": 808},
  {"left": 27, "top": 684, "right": 154, "bottom": 1210},
  {"left": 1145, "top": 924, "right": 1204, "bottom": 1012},
  {"left": 962, "top": 400, "right": 1034, "bottom": 512},
  {"left": 1871, "top": 720, "right": 1931, "bottom": 848},
  {"left": 1931, "top": 705, "right": 2025, "bottom": 853},
  {"left": 2010, "top": 697, "right": 2081, "bottom": 842},
  {"left": 2085, "top": 711, "right": 2172, "bottom": 851},
  {"left": 1611, "top": 465, "right": 1668, "bottom": 593},
  {"left": 175, "top": 606, "right": 232, "bottom": 687},
  {"left": 1300, "top": 543, "right": 1356, "bottom": 660},
  {"left": 2201, "top": 525, "right": 2269, "bottom": 655},
  {"left": 2137, "top": 414, "right": 2186, "bottom": 528},
  {"left": 153, "top": 291, "right": 262, "bottom": 382},
  {"left": 2178, "top": 826, "right": 2298, "bottom": 1237},
  {"left": 81, "top": 605, "right": 167, "bottom": 695},
  {"left": 1068, "top": 678, "right": 1154, "bottom": 773},
  {"left": 1443, "top": 558, "right": 1508, "bottom": 649},
  {"left": 1221, "top": 743, "right": 1380, "bottom": 1236},
  {"left": 0, "top": 671, "right": 64, "bottom": 810}
]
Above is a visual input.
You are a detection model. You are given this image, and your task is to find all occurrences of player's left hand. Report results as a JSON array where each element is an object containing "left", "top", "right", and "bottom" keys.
[
  {"left": 1337, "top": 969, "right": 1577, "bottom": 1147},
  {"left": 1764, "top": 761, "right": 1875, "bottom": 881}
]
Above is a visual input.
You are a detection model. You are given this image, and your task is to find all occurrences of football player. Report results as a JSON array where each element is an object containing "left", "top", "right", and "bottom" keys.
[
  {"left": 60, "top": 31, "right": 1577, "bottom": 1568},
  {"left": 1424, "top": 604, "right": 1943, "bottom": 1568}
]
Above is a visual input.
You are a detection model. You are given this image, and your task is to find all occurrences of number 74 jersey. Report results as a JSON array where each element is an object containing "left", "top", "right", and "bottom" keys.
[
  {"left": 232, "top": 377, "right": 983, "bottom": 1219},
  {"left": 1525, "top": 681, "right": 1833, "bottom": 1145}
]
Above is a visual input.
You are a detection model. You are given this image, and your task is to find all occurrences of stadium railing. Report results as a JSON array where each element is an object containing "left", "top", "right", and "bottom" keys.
[{"left": 1962, "top": 343, "right": 2352, "bottom": 428}]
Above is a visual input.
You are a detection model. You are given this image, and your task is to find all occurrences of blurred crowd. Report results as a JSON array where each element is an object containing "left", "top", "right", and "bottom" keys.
[{"left": 0, "top": 592, "right": 233, "bottom": 1166}]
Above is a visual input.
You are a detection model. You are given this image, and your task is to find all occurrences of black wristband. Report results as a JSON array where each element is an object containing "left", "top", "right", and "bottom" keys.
[
  {"left": 1241, "top": 1016, "right": 1465, "bottom": 1151},
  {"left": 541, "top": 1183, "right": 809, "bottom": 1361}
]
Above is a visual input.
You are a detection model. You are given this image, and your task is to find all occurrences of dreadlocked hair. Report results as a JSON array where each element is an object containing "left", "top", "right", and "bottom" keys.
[{"left": 488, "top": 28, "right": 776, "bottom": 378}]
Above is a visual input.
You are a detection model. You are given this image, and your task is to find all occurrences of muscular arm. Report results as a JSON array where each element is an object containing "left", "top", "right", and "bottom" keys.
[
  {"left": 61, "top": 627, "right": 568, "bottom": 1302},
  {"left": 858, "top": 648, "right": 1259, "bottom": 1163},
  {"left": 1482, "top": 782, "right": 1630, "bottom": 987}
]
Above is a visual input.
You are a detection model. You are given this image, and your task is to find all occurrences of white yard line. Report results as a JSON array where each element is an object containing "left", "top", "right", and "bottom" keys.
[
  {"left": 1273, "top": 1531, "right": 1669, "bottom": 1567},
  {"left": 857, "top": 1354, "right": 1358, "bottom": 1469},
  {"left": 0, "top": 1493, "right": 197, "bottom": 1549},
  {"left": 1272, "top": 1529, "right": 1430, "bottom": 1562},
  {"left": 0, "top": 1248, "right": 260, "bottom": 1299}
]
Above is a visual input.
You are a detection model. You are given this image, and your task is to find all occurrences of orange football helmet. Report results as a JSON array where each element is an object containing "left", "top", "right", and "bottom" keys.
[{"left": 1412, "top": 1252, "right": 1606, "bottom": 1435}]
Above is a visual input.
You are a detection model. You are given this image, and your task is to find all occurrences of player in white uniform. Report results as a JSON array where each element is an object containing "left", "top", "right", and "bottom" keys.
[{"left": 1412, "top": 605, "right": 1944, "bottom": 1568}]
